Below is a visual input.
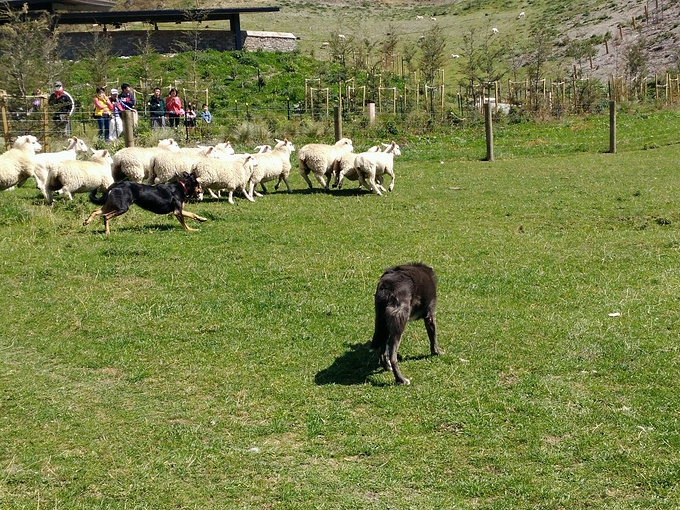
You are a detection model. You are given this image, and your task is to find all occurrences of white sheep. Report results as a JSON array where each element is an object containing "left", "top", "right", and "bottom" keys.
[
  {"left": 353, "top": 141, "right": 401, "bottom": 196},
  {"left": 111, "top": 138, "right": 180, "bottom": 183},
  {"left": 332, "top": 145, "right": 380, "bottom": 190},
  {"left": 518, "top": 11, "right": 525, "bottom": 19},
  {"left": 147, "top": 144, "right": 233, "bottom": 185},
  {"left": 249, "top": 138, "right": 296, "bottom": 197},
  {"left": 45, "top": 149, "right": 113, "bottom": 204},
  {"left": 202, "top": 144, "right": 270, "bottom": 198},
  {"left": 298, "top": 137, "right": 353, "bottom": 190},
  {"left": 192, "top": 155, "right": 258, "bottom": 205},
  {"left": 0, "top": 135, "right": 42, "bottom": 191},
  {"left": 491, "top": 27, "right": 499, "bottom": 34},
  {"left": 34, "top": 136, "right": 89, "bottom": 198}
]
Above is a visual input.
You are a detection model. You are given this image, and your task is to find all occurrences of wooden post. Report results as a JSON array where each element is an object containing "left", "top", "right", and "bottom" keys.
[
  {"left": 334, "top": 106, "right": 342, "bottom": 142},
  {"left": 609, "top": 100, "right": 616, "bottom": 154},
  {"left": 367, "top": 101, "right": 375, "bottom": 126},
  {"left": 122, "top": 110, "right": 135, "bottom": 147},
  {"left": 0, "top": 104, "right": 9, "bottom": 148},
  {"left": 605, "top": 40, "right": 609, "bottom": 54},
  {"left": 484, "top": 102, "right": 494, "bottom": 161}
]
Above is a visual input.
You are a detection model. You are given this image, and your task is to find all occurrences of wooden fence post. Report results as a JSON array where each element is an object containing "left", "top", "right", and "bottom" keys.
[
  {"left": 484, "top": 102, "right": 494, "bottom": 161},
  {"left": 609, "top": 100, "right": 616, "bottom": 154},
  {"left": 334, "top": 106, "right": 342, "bottom": 142},
  {"left": 122, "top": 110, "right": 135, "bottom": 147}
]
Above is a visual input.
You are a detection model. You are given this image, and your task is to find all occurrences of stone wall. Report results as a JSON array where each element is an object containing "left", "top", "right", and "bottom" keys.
[{"left": 59, "top": 29, "right": 297, "bottom": 59}]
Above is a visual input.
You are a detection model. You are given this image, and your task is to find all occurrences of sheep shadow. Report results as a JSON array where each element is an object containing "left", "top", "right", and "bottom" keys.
[
  {"left": 315, "top": 341, "right": 384, "bottom": 386},
  {"left": 291, "top": 187, "right": 372, "bottom": 197}
]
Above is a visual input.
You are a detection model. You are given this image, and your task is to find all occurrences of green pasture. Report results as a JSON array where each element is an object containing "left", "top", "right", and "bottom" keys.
[{"left": 2, "top": 138, "right": 680, "bottom": 507}]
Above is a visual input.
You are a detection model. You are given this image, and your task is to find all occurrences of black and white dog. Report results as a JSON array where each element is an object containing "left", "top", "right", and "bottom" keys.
[
  {"left": 370, "top": 263, "right": 442, "bottom": 385},
  {"left": 83, "top": 172, "right": 206, "bottom": 234}
]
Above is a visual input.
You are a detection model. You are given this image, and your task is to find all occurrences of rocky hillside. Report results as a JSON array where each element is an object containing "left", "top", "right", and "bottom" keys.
[{"left": 112, "top": 0, "right": 680, "bottom": 82}]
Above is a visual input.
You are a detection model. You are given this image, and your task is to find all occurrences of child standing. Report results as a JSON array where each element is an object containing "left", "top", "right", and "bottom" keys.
[
  {"left": 184, "top": 103, "right": 197, "bottom": 138},
  {"left": 200, "top": 104, "right": 212, "bottom": 124}
]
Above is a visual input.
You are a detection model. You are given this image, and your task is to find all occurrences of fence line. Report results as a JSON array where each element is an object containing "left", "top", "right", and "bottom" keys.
[{"left": 1, "top": 87, "right": 679, "bottom": 156}]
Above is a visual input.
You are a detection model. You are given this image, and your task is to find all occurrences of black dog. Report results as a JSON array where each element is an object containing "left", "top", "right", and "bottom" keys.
[
  {"left": 83, "top": 172, "right": 207, "bottom": 234},
  {"left": 370, "top": 263, "right": 442, "bottom": 385}
]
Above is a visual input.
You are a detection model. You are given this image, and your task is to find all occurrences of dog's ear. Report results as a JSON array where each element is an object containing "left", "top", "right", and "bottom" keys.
[{"left": 182, "top": 171, "right": 190, "bottom": 179}]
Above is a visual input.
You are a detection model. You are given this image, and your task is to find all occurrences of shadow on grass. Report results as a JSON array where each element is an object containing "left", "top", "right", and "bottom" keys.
[
  {"left": 83, "top": 223, "right": 180, "bottom": 234},
  {"left": 315, "top": 342, "right": 384, "bottom": 386}
]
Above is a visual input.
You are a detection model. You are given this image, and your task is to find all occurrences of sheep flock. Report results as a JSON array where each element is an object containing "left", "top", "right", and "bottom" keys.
[{"left": 0, "top": 134, "right": 403, "bottom": 229}]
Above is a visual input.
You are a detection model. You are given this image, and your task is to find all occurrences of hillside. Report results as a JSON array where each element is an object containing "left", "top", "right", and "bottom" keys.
[{"left": 111, "top": 0, "right": 680, "bottom": 83}]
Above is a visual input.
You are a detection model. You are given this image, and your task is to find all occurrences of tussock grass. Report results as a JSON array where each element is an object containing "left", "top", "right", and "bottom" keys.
[{"left": 2, "top": 140, "right": 680, "bottom": 507}]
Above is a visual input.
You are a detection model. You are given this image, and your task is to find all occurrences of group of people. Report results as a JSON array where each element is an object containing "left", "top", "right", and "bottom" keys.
[
  {"left": 45, "top": 81, "right": 214, "bottom": 141},
  {"left": 93, "top": 83, "right": 136, "bottom": 142},
  {"left": 147, "top": 87, "right": 212, "bottom": 133}
]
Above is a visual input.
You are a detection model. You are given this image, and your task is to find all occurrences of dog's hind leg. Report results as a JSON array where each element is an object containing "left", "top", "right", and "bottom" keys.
[
  {"left": 388, "top": 331, "right": 409, "bottom": 385},
  {"left": 425, "top": 313, "right": 443, "bottom": 356},
  {"left": 387, "top": 308, "right": 410, "bottom": 385},
  {"left": 102, "top": 209, "right": 125, "bottom": 234},
  {"left": 83, "top": 208, "right": 103, "bottom": 226}
]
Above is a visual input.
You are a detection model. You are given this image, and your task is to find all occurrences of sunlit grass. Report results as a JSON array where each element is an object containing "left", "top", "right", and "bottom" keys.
[{"left": 2, "top": 133, "right": 680, "bottom": 507}]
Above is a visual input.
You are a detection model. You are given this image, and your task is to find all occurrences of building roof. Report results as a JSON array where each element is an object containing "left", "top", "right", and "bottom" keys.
[
  {"left": 1, "top": 1, "right": 281, "bottom": 50},
  {"left": 1, "top": 2, "right": 280, "bottom": 26}
]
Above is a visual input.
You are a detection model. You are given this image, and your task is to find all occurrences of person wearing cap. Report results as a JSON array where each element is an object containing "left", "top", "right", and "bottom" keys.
[
  {"left": 93, "top": 86, "right": 114, "bottom": 142},
  {"left": 108, "top": 88, "right": 124, "bottom": 141},
  {"left": 48, "top": 81, "right": 75, "bottom": 136}
]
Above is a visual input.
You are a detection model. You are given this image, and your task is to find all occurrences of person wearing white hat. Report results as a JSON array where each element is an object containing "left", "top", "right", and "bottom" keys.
[
  {"left": 47, "top": 81, "right": 74, "bottom": 136},
  {"left": 108, "top": 88, "right": 123, "bottom": 141}
]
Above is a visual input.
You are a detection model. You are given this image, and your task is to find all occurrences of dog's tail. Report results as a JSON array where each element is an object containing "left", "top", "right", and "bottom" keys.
[
  {"left": 89, "top": 187, "right": 108, "bottom": 205},
  {"left": 370, "top": 293, "right": 390, "bottom": 352},
  {"left": 111, "top": 160, "right": 126, "bottom": 183}
]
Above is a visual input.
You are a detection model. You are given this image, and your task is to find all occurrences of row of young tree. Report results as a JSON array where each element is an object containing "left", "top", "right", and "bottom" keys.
[{"left": 320, "top": 22, "right": 678, "bottom": 107}]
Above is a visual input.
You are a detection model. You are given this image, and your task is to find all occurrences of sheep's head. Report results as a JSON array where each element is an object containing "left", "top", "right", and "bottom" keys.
[
  {"left": 91, "top": 149, "right": 113, "bottom": 165},
  {"left": 275, "top": 138, "right": 295, "bottom": 153},
  {"left": 382, "top": 141, "right": 401, "bottom": 156},
  {"left": 158, "top": 138, "right": 181, "bottom": 152},
  {"left": 214, "top": 141, "right": 235, "bottom": 155},
  {"left": 13, "top": 135, "right": 42, "bottom": 153},
  {"left": 67, "top": 136, "right": 89, "bottom": 153}
]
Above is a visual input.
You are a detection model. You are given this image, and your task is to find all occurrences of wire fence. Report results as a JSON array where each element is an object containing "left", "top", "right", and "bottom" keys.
[{"left": 1, "top": 86, "right": 679, "bottom": 159}]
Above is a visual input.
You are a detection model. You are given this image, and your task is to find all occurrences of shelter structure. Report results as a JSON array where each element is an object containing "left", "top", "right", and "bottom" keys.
[{"left": 1, "top": 1, "right": 289, "bottom": 55}]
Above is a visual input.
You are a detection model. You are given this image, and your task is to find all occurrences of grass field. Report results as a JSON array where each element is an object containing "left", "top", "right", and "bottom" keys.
[{"left": 2, "top": 130, "right": 680, "bottom": 507}]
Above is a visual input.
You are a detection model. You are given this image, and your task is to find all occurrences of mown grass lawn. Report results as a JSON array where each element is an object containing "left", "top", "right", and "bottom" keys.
[{"left": 2, "top": 140, "right": 680, "bottom": 508}]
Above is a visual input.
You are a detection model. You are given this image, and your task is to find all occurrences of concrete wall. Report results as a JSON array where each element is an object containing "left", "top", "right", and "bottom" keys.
[{"left": 59, "top": 29, "right": 297, "bottom": 59}]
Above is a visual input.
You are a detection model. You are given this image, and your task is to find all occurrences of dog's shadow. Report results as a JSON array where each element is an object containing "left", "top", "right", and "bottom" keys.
[{"left": 315, "top": 342, "right": 385, "bottom": 386}]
